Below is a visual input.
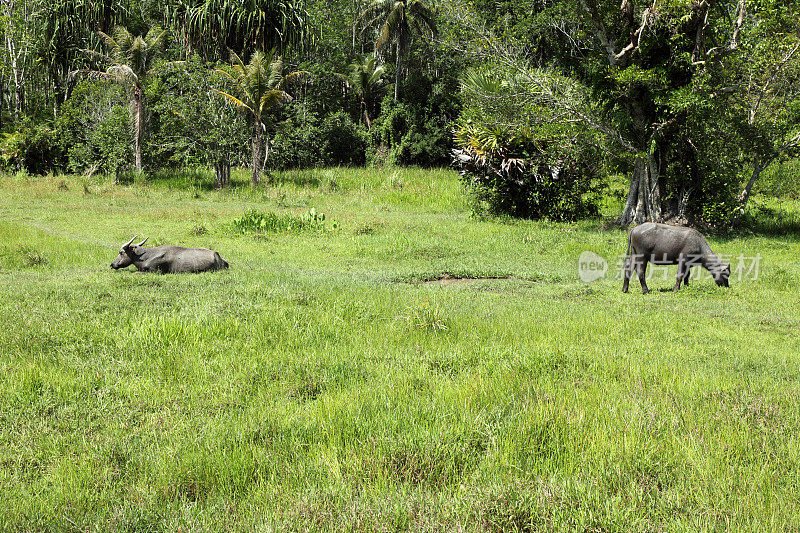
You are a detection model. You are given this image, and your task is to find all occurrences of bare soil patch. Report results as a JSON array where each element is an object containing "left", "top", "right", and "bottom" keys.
[{"left": 420, "top": 273, "right": 511, "bottom": 286}]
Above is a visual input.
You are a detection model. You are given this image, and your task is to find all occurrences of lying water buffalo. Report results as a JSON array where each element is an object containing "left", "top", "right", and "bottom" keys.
[
  {"left": 622, "top": 223, "right": 730, "bottom": 294},
  {"left": 110, "top": 236, "right": 228, "bottom": 273}
]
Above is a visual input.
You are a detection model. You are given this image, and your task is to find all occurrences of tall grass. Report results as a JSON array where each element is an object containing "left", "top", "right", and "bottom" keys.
[
  {"left": 755, "top": 158, "right": 800, "bottom": 199},
  {"left": 1, "top": 169, "right": 800, "bottom": 529}
]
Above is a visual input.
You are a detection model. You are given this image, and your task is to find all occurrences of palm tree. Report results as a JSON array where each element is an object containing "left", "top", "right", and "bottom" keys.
[
  {"left": 217, "top": 50, "right": 307, "bottom": 186},
  {"left": 39, "top": 0, "right": 130, "bottom": 112},
  {"left": 165, "top": 0, "right": 310, "bottom": 61},
  {"left": 336, "top": 54, "right": 387, "bottom": 130},
  {"left": 77, "top": 26, "right": 167, "bottom": 172},
  {"left": 358, "top": 0, "right": 437, "bottom": 102}
]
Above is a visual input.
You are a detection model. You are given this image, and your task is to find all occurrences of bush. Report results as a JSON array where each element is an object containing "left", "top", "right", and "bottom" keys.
[
  {"left": 231, "top": 208, "right": 331, "bottom": 233},
  {"left": 1, "top": 118, "right": 65, "bottom": 175},
  {"left": 454, "top": 123, "right": 603, "bottom": 220},
  {"left": 267, "top": 107, "right": 323, "bottom": 171},
  {"left": 268, "top": 109, "right": 368, "bottom": 170},
  {"left": 453, "top": 68, "right": 604, "bottom": 220},
  {"left": 56, "top": 79, "right": 131, "bottom": 174},
  {"left": 369, "top": 94, "right": 456, "bottom": 167},
  {"left": 318, "top": 111, "right": 368, "bottom": 166}
]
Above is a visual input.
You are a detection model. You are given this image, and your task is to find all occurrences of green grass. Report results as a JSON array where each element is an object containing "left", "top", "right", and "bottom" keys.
[{"left": 2, "top": 167, "right": 800, "bottom": 530}]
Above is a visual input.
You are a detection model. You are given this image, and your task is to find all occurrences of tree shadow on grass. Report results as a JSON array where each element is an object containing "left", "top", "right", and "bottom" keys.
[
  {"left": 720, "top": 204, "right": 800, "bottom": 242},
  {"left": 142, "top": 167, "right": 338, "bottom": 192},
  {"left": 142, "top": 168, "right": 220, "bottom": 191},
  {"left": 270, "top": 169, "right": 324, "bottom": 188}
]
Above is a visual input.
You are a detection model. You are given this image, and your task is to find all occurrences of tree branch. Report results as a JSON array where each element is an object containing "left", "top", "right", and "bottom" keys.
[
  {"left": 700, "top": 0, "right": 746, "bottom": 62},
  {"left": 579, "top": 0, "right": 655, "bottom": 67},
  {"left": 749, "top": 40, "right": 800, "bottom": 124}
]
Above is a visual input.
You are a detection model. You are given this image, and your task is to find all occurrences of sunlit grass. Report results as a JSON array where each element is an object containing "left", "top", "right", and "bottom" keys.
[{"left": 1, "top": 169, "right": 799, "bottom": 530}]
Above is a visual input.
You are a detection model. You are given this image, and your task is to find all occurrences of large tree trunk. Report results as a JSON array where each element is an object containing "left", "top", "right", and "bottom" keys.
[
  {"left": 362, "top": 98, "right": 372, "bottom": 130},
  {"left": 133, "top": 86, "right": 143, "bottom": 173},
  {"left": 394, "top": 44, "right": 402, "bottom": 102},
  {"left": 732, "top": 155, "right": 773, "bottom": 225},
  {"left": 618, "top": 152, "right": 662, "bottom": 226},
  {"left": 251, "top": 122, "right": 262, "bottom": 186}
]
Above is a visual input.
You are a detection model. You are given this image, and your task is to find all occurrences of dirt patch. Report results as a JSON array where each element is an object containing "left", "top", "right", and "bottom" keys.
[{"left": 421, "top": 274, "right": 511, "bottom": 286}]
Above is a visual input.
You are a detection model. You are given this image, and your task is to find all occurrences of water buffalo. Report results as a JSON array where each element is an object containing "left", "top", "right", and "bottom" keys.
[
  {"left": 622, "top": 223, "right": 730, "bottom": 294},
  {"left": 110, "top": 236, "right": 229, "bottom": 273}
]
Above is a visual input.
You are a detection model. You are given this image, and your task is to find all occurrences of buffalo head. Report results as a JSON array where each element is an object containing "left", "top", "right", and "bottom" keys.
[
  {"left": 712, "top": 263, "right": 731, "bottom": 287},
  {"left": 110, "top": 236, "right": 148, "bottom": 269}
]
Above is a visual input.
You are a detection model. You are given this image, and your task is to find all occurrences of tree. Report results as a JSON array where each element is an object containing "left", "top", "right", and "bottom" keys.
[
  {"left": 727, "top": 2, "right": 800, "bottom": 222},
  {"left": 2, "top": 0, "right": 40, "bottom": 121},
  {"left": 217, "top": 49, "right": 307, "bottom": 186},
  {"left": 76, "top": 25, "right": 167, "bottom": 172},
  {"left": 164, "top": 0, "right": 310, "bottom": 61},
  {"left": 358, "top": 0, "right": 437, "bottom": 102},
  {"left": 447, "top": 0, "right": 799, "bottom": 226},
  {"left": 336, "top": 54, "right": 386, "bottom": 129},
  {"left": 148, "top": 56, "right": 248, "bottom": 188},
  {"left": 38, "top": 0, "right": 131, "bottom": 111},
  {"left": 570, "top": 1, "right": 748, "bottom": 225}
]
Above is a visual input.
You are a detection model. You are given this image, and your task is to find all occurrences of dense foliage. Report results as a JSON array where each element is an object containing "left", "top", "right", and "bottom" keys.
[
  {"left": 453, "top": 68, "right": 604, "bottom": 220},
  {"left": 1, "top": 0, "right": 798, "bottom": 224},
  {"left": 448, "top": 0, "right": 800, "bottom": 225}
]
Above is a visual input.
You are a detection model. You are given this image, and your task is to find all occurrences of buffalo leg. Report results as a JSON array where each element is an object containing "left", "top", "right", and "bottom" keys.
[
  {"left": 683, "top": 267, "right": 691, "bottom": 286},
  {"left": 622, "top": 255, "right": 633, "bottom": 293},
  {"left": 674, "top": 256, "right": 685, "bottom": 292},
  {"left": 637, "top": 258, "right": 649, "bottom": 294}
]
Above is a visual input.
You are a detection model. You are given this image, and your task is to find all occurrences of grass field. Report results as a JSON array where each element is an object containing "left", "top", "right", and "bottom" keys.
[{"left": 2, "top": 167, "right": 800, "bottom": 531}]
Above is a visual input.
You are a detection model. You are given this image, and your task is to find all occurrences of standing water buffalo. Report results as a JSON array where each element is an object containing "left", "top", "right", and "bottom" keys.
[
  {"left": 111, "top": 236, "right": 228, "bottom": 273},
  {"left": 623, "top": 223, "right": 730, "bottom": 294}
]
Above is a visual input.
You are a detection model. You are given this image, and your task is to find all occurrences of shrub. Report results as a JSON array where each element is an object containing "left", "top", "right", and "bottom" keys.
[
  {"left": 56, "top": 79, "right": 131, "bottom": 174},
  {"left": 317, "top": 111, "right": 368, "bottom": 166},
  {"left": 267, "top": 107, "right": 323, "bottom": 171},
  {"left": 0, "top": 119, "right": 65, "bottom": 174},
  {"left": 369, "top": 96, "right": 455, "bottom": 167},
  {"left": 268, "top": 108, "right": 368, "bottom": 170},
  {"left": 232, "top": 208, "right": 331, "bottom": 233},
  {"left": 453, "top": 68, "right": 604, "bottom": 220},
  {"left": 453, "top": 125, "right": 603, "bottom": 220}
]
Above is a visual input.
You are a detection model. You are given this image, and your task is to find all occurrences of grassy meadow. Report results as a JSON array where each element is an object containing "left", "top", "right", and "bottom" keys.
[{"left": 2, "top": 167, "right": 800, "bottom": 530}]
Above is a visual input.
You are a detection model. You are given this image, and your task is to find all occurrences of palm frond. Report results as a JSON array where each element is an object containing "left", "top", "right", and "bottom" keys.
[
  {"left": 108, "top": 64, "right": 138, "bottom": 85},
  {"left": 97, "top": 30, "right": 120, "bottom": 54},
  {"left": 215, "top": 89, "right": 255, "bottom": 115},
  {"left": 79, "top": 48, "right": 113, "bottom": 64},
  {"left": 259, "top": 89, "right": 291, "bottom": 114},
  {"left": 377, "top": 4, "right": 405, "bottom": 50},
  {"left": 279, "top": 70, "right": 309, "bottom": 88},
  {"left": 68, "top": 69, "right": 124, "bottom": 83},
  {"left": 408, "top": 1, "right": 438, "bottom": 36},
  {"left": 146, "top": 27, "right": 169, "bottom": 52}
]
